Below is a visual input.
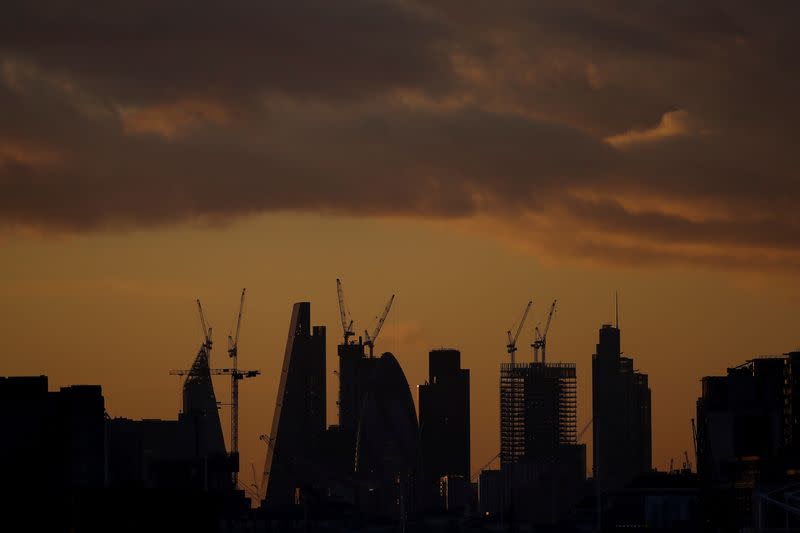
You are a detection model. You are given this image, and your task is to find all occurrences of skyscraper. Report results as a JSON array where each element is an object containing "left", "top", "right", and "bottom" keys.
[
  {"left": 592, "top": 323, "right": 652, "bottom": 491},
  {"left": 418, "top": 348, "right": 470, "bottom": 509},
  {"left": 264, "top": 302, "right": 326, "bottom": 504},
  {"left": 355, "top": 351, "right": 419, "bottom": 519},
  {"left": 337, "top": 338, "right": 376, "bottom": 450},
  {"left": 497, "top": 359, "right": 586, "bottom": 523}
]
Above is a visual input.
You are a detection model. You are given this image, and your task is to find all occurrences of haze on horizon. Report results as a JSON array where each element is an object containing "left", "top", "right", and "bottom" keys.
[{"left": 1, "top": 1, "right": 799, "bottom": 485}]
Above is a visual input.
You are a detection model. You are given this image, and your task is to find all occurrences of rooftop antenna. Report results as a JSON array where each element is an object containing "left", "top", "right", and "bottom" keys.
[{"left": 615, "top": 291, "right": 619, "bottom": 329}]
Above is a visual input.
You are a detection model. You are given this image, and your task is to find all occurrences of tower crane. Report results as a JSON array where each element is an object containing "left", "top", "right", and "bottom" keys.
[
  {"left": 336, "top": 278, "right": 356, "bottom": 345},
  {"left": 226, "top": 288, "right": 259, "bottom": 487},
  {"left": 171, "top": 294, "right": 260, "bottom": 487},
  {"left": 532, "top": 299, "right": 557, "bottom": 363},
  {"left": 364, "top": 294, "right": 394, "bottom": 358},
  {"left": 506, "top": 300, "right": 532, "bottom": 364}
]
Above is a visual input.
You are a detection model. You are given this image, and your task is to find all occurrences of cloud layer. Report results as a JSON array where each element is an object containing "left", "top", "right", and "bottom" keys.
[{"left": 1, "top": 1, "right": 799, "bottom": 271}]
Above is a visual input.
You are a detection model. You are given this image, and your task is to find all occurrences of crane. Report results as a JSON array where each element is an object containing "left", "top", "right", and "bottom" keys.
[
  {"left": 336, "top": 278, "right": 356, "bottom": 345},
  {"left": 226, "top": 288, "right": 258, "bottom": 487},
  {"left": 532, "top": 299, "right": 557, "bottom": 363},
  {"left": 506, "top": 300, "right": 532, "bottom": 364},
  {"left": 172, "top": 294, "right": 260, "bottom": 487},
  {"left": 197, "top": 298, "right": 213, "bottom": 360},
  {"left": 364, "top": 294, "right": 395, "bottom": 358},
  {"left": 169, "top": 367, "right": 260, "bottom": 379}
]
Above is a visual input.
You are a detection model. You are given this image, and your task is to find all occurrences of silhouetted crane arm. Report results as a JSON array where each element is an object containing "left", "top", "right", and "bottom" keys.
[
  {"left": 197, "top": 299, "right": 212, "bottom": 346},
  {"left": 512, "top": 300, "right": 532, "bottom": 347},
  {"left": 533, "top": 324, "right": 542, "bottom": 343},
  {"left": 336, "top": 278, "right": 355, "bottom": 342},
  {"left": 366, "top": 294, "right": 394, "bottom": 346},
  {"left": 542, "top": 299, "right": 557, "bottom": 339}
]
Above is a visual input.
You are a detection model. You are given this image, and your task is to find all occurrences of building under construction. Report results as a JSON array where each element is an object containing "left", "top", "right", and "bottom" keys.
[
  {"left": 494, "top": 361, "right": 586, "bottom": 524},
  {"left": 500, "top": 361, "right": 577, "bottom": 465}
]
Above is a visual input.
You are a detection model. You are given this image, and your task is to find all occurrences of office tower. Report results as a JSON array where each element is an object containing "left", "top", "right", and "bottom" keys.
[
  {"left": 355, "top": 351, "right": 419, "bottom": 519},
  {"left": 419, "top": 348, "right": 470, "bottom": 509},
  {"left": 264, "top": 302, "right": 326, "bottom": 504},
  {"left": 592, "top": 323, "right": 652, "bottom": 492}
]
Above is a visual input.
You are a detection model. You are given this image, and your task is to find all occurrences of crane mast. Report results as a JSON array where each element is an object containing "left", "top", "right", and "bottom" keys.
[
  {"left": 364, "top": 294, "right": 395, "bottom": 358},
  {"left": 506, "top": 300, "right": 532, "bottom": 364},
  {"left": 227, "top": 288, "right": 249, "bottom": 487}
]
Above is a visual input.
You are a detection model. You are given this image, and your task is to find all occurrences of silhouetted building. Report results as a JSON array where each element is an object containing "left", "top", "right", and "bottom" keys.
[
  {"left": 496, "top": 361, "right": 586, "bottom": 524},
  {"left": 107, "top": 416, "right": 236, "bottom": 491},
  {"left": 338, "top": 337, "right": 373, "bottom": 434},
  {"left": 0, "top": 376, "right": 105, "bottom": 493},
  {"left": 355, "top": 351, "right": 419, "bottom": 519},
  {"left": 418, "top": 348, "right": 470, "bottom": 510},
  {"left": 592, "top": 323, "right": 652, "bottom": 492},
  {"left": 335, "top": 336, "right": 376, "bottom": 476},
  {"left": 0, "top": 376, "right": 106, "bottom": 530},
  {"left": 180, "top": 342, "right": 232, "bottom": 490},
  {"left": 105, "top": 342, "right": 235, "bottom": 491},
  {"left": 264, "top": 302, "right": 327, "bottom": 505},
  {"left": 696, "top": 352, "right": 800, "bottom": 530}
]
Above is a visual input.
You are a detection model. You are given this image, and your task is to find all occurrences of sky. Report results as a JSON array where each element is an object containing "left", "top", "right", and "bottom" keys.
[{"left": 1, "top": 1, "right": 799, "bottom": 489}]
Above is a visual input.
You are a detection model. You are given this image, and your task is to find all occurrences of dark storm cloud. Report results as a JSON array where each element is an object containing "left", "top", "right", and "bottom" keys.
[
  {"left": 0, "top": 0, "right": 454, "bottom": 102},
  {"left": 1, "top": 1, "right": 799, "bottom": 271}
]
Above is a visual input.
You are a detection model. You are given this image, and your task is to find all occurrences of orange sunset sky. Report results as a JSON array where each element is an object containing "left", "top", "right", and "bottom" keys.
[{"left": 1, "top": 1, "right": 799, "bottom": 487}]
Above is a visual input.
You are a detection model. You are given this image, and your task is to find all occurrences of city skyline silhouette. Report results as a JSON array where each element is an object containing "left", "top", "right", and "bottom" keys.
[{"left": 2, "top": 1, "right": 799, "bottom": 529}]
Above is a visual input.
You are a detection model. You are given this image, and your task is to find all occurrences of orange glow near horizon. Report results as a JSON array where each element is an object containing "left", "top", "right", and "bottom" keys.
[{"left": 1, "top": 213, "right": 798, "bottom": 486}]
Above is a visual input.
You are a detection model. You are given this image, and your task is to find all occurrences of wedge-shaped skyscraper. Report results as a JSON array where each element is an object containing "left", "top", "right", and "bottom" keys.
[{"left": 264, "top": 302, "right": 326, "bottom": 505}]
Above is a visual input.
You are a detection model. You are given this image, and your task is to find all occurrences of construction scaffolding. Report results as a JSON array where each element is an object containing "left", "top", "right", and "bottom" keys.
[{"left": 500, "top": 362, "right": 577, "bottom": 466}]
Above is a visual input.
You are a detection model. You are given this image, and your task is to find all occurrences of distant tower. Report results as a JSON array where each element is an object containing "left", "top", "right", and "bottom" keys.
[
  {"left": 263, "top": 302, "right": 326, "bottom": 504},
  {"left": 418, "top": 349, "right": 470, "bottom": 509},
  {"left": 592, "top": 321, "right": 652, "bottom": 492}
]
